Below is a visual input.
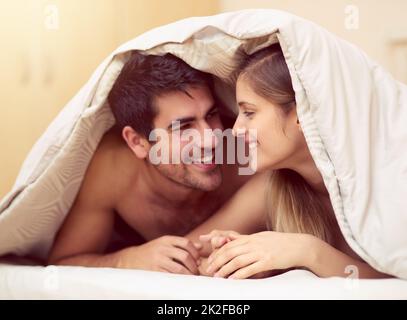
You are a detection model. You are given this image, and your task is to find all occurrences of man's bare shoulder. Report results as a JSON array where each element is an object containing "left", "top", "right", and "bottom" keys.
[
  {"left": 95, "top": 126, "right": 127, "bottom": 157},
  {"left": 78, "top": 126, "right": 138, "bottom": 205}
]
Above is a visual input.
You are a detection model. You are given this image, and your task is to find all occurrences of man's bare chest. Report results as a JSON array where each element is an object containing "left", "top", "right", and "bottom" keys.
[{"left": 115, "top": 193, "right": 224, "bottom": 241}]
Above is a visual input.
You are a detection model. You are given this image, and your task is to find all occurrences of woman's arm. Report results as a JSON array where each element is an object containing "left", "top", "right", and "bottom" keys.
[
  {"left": 305, "top": 236, "right": 390, "bottom": 279},
  {"left": 185, "top": 171, "right": 270, "bottom": 257},
  {"left": 206, "top": 232, "right": 391, "bottom": 279}
]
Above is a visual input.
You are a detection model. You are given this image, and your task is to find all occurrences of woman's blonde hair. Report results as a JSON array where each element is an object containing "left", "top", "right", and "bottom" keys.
[{"left": 238, "top": 44, "right": 336, "bottom": 244}]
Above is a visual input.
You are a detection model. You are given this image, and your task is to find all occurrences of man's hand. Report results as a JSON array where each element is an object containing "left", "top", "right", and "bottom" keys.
[
  {"left": 198, "top": 230, "right": 240, "bottom": 277},
  {"left": 199, "top": 230, "right": 240, "bottom": 253},
  {"left": 115, "top": 236, "right": 202, "bottom": 275}
]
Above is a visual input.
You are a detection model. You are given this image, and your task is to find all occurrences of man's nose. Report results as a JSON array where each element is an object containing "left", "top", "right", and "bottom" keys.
[{"left": 196, "top": 121, "right": 220, "bottom": 149}]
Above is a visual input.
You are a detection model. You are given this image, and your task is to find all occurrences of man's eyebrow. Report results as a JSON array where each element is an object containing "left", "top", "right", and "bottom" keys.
[
  {"left": 167, "top": 117, "right": 196, "bottom": 130},
  {"left": 167, "top": 105, "right": 217, "bottom": 130}
]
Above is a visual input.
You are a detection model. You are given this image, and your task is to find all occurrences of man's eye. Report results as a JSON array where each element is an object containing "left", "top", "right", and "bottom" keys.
[
  {"left": 171, "top": 124, "right": 191, "bottom": 131},
  {"left": 243, "top": 111, "right": 255, "bottom": 118},
  {"left": 180, "top": 123, "right": 192, "bottom": 130},
  {"left": 206, "top": 110, "right": 218, "bottom": 119}
]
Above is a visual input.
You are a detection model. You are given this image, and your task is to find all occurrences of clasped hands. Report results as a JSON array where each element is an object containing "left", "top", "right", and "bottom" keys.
[
  {"left": 198, "top": 230, "right": 310, "bottom": 279},
  {"left": 116, "top": 230, "right": 311, "bottom": 279}
]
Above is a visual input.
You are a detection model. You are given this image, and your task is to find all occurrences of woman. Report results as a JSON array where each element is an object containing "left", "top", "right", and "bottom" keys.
[{"left": 187, "top": 43, "right": 390, "bottom": 279}]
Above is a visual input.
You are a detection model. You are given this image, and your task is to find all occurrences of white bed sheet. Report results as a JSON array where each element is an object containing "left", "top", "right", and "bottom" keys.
[{"left": 1, "top": 262, "right": 406, "bottom": 299}]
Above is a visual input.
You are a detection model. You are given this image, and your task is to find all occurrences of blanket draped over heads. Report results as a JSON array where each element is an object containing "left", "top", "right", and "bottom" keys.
[{"left": 1, "top": 9, "right": 406, "bottom": 278}]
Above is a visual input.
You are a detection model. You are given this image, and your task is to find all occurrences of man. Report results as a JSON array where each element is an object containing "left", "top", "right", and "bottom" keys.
[{"left": 48, "top": 52, "right": 249, "bottom": 275}]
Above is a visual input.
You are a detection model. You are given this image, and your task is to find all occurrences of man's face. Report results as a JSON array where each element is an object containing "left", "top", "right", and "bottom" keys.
[{"left": 149, "top": 85, "right": 224, "bottom": 191}]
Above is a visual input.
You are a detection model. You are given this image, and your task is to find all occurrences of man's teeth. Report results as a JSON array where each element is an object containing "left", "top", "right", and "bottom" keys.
[
  {"left": 194, "top": 154, "right": 214, "bottom": 163},
  {"left": 249, "top": 141, "right": 258, "bottom": 149}
]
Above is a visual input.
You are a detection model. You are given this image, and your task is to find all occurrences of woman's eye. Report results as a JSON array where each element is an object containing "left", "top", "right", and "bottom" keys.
[{"left": 243, "top": 111, "right": 255, "bottom": 118}]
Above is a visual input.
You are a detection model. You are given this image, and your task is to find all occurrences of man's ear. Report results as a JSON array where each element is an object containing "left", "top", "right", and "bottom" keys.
[{"left": 122, "top": 126, "right": 150, "bottom": 159}]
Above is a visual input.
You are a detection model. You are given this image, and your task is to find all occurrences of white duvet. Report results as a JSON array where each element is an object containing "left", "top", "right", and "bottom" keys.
[{"left": 0, "top": 9, "right": 407, "bottom": 298}]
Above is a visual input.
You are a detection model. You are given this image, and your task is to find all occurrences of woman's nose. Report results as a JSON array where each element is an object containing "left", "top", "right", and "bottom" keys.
[{"left": 232, "top": 117, "right": 247, "bottom": 137}]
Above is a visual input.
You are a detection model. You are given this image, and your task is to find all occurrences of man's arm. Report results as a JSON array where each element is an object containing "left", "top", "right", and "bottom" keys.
[
  {"left": 48, "top": 162, "right": 202, "bottom": 274},
  {"left": 48, "top": 141, "right": 201, "bottom": 274},
  {"left": 48, "top": 147, "right": 117, "bottom": 266}
]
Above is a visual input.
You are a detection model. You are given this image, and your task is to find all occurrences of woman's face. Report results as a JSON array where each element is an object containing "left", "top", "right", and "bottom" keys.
[{"left": 233, "top": 76, "right": 308, "bottom": 172}]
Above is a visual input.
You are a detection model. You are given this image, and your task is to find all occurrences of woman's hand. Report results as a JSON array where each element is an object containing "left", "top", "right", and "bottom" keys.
[
  {"left": 206, "top": 231, "right": 313, "bottom": 279},
  {"left": 199, "top": 230, "right": 240, "bottom": 252},
  {"left": 197, "top": 230, "right": 240, "bottom": 277}
]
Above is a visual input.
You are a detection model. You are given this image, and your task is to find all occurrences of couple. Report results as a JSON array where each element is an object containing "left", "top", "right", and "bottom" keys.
[{"left": 48, "top": 44, "right": 388, "bottom": 279}]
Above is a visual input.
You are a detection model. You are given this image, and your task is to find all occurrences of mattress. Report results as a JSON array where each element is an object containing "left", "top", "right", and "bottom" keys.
[{"left": 1, "top": 260, "right": 406, "bottom": 299}]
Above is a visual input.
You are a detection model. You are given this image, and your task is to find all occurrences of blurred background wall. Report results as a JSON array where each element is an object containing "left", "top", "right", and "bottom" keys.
[
  {"left": 0, "top": 0, "right": 406, "bottom": 198},
  {"left": 0, "top": 0, "right": 219, "bottom": 198}
]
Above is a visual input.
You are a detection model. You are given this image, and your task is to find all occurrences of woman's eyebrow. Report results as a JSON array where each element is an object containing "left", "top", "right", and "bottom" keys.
[{"left": 238, "top": 101, "right": 256, "bottom": 108}]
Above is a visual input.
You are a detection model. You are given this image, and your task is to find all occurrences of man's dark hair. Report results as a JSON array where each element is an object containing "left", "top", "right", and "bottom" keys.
[{"left": 107, "top": 52, "right": 214, "bottom": 137}]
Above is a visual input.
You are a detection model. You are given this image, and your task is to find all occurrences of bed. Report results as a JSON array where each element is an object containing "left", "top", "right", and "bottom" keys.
[
  {"left": 1, "top": 258, "right": 406, "bottom": 299},
  {"left": 1, "top": 9, "right": 406, "bottom": 299}
]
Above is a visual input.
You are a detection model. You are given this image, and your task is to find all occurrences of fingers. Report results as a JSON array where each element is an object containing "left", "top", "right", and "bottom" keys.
[
  {"left": 211, "top": 236, "right": 229, "bottom": 250},
  {"left": 168, "top": 247, "right": 199, "bottom": 275},
  {"left": 229, "top": 261, "right": 265, "bottom": 280},
  {"left": 193, "top": 242, "right": 203, "bottom": 250},
  {"left": 200, "top": 231, "right": 241, "bottom": 251},
  {"left": 165, "top": 236, "right": 201, "bottom": 275},
  {"left": 199, "top": 234, "right": 213, "bottom": 242},
  {"left": 207, "top": 237, "right": 247, "bottom": 265},
  {"left": 206, "top": 243, "right": 249, "bottom": 274},
  {"left": 228, "top": 233, "right": 240, "bottom": 241},
  {"left": 249, "top": 270, "right": 275, "bottom": 279},
  {"left": 199, "top": 234, "right": 226, "bottom": 252},
  {"left": 162, "top": 258, "right": 193, "bottom": 275},
  {"left": 197, "top": 257, "right": 211, "bottom": 276},
  {"left": 200, "top": 230, "right": 240, "bottom": 242},
  {"left": 214, "top": 253, "right": 258, "bottom": 278},
  {"left": 170, "top": 237, "right": 201, "bottom": 261}
]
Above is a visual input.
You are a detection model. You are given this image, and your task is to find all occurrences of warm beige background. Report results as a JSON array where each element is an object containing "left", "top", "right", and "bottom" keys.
[
  {"left": 1, "top": 0, "right": 406, "bottom": 199},
  {"left": 0, "top": 0, "right": 218, "bottom": 198}
]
